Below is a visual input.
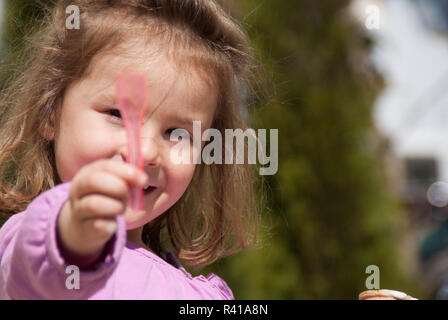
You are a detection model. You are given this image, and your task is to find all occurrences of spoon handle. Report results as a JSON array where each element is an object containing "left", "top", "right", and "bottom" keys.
[{"left": 116, "top": 73, "right": 148, "bottom": 211}]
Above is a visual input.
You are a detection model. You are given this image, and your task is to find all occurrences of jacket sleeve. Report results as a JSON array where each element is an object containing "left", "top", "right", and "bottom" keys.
[{"left": 0, "top": 182, "right": 126, "bottom": 299}]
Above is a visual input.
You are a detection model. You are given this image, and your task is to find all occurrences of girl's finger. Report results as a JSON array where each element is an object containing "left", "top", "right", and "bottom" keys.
[
  {"left": 73, "top": 169, "right": 129, "bottom": 201},
  {"left": 76, "top": 194, "right": 126, "bottom": 220},
  {"left": 98, "top": 159, "right": 148, "bottom": 189},
  {"left": 85, "top": 218, "right": 118, "bottom": 240}
]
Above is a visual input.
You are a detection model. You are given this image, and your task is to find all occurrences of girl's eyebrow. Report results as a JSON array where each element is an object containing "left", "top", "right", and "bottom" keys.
[
  {"left": 175, "top": 117, "right": 196, "bottom": 126},
  {"left": 94, "top": 93, "right": 116, "bottom": 107}
]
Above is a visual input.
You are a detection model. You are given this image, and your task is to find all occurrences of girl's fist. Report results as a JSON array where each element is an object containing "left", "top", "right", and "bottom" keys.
[{"left": 57, "top": 159, "right": 148, "bottom": 267}]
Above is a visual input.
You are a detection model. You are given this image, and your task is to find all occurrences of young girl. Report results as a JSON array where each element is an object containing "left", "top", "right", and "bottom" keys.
[{"left": 0, "top": 0, "right": 259, "bottom": 299}]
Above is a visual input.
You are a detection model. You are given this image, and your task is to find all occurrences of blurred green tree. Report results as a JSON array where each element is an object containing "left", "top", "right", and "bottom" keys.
[{"left": 0, "top": 0, "right": 52, "bottom": 88}]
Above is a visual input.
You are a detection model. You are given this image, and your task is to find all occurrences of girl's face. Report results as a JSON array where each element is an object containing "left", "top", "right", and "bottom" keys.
[{"left": 53, "top": 42, "right": 217, "bottom": 237}]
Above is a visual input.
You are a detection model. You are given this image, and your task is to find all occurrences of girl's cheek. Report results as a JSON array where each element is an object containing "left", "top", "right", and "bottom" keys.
[
  {"left": 166, "top": 160, "right": 196, "bottom": 190},
  {"left": 56, "top": 128, "right": 126, "bottom": 181},
  {"left": 77, "top": 129, "right": 124, "bottom": 158},
  {"left": 164, "top": 142, "right": 198, "bottom": 191}
]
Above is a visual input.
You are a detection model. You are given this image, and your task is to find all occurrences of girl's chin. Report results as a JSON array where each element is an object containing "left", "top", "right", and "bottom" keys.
[
  {"left": 123, "top": 207, "right": 148, "bottom": 229},
  {"left": 123, "top": 206, "right": 161, "bottom": 230}
]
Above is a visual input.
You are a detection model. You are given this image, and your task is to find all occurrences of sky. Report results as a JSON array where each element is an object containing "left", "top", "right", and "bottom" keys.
[{"left": 352, "top": 0, "right": 448, "bottom": 181}]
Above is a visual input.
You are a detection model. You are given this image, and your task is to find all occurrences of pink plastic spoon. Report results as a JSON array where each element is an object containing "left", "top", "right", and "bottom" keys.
[{"left": 115, "top": 72, "right": 148, "bottom": 211}]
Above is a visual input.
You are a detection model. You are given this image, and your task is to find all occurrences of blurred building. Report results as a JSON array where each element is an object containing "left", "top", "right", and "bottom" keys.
[{"left": 352, "top": 0, "right": 448, "bottom": 299}]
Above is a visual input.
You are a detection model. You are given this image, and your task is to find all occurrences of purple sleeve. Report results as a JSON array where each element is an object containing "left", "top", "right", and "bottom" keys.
[{"left": 0, "top": 182, "right": 126, "bottom": 299}]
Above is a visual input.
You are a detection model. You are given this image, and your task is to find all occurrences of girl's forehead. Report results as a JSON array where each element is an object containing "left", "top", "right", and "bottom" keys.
[
  {"left": 67, "top": 45, "right": 218, "bottom": 125},
  {"left": 86, "top": 40, "right": 217, "bottom": 94}
]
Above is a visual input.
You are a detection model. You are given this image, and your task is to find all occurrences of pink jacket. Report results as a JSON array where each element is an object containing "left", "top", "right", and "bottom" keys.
[{"left": 0, "top": 183, "right": 234, "bottom": 299}]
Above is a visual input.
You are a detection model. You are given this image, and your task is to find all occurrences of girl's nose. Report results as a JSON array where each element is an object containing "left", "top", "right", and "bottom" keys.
[
  {"left": 140, "top": 137, "right": 161, "bottom": 168},
  {"left": 117, "top": 137, "right": 161, "bottom": 167}
]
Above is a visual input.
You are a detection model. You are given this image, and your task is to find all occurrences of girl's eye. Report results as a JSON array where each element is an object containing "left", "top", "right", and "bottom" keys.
[
  {"left": 166, "top": 128, "right": 192, "bottom": 141},
  {"left": 106, "top": 109, "right": 122, "bottom": 119}
]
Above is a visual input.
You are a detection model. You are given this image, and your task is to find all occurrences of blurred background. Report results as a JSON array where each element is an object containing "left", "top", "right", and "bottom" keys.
[{"left": 3, "top": 0, "right": 448, "bottom": 299}]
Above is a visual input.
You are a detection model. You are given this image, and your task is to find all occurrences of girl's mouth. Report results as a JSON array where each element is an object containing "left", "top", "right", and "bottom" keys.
[{"left": 143, "top": 185, "right": 156, "bottom": 195}]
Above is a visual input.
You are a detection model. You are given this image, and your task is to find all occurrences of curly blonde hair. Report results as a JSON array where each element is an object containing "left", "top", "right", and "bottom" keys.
[{"left": 0, "top": 0, "right": 260, "bottom": 267}]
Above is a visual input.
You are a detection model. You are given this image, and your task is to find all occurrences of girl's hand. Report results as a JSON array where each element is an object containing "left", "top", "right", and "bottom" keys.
[
  {"left": 56, "top": 159, "right": 148, "bottom": 268},
  {"left": 359, "top": 289, "right": 417, "bottom": 300}
]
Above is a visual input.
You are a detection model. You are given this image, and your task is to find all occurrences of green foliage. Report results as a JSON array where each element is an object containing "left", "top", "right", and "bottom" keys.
[
  {"left": 3, "top": 0, "right": 51, "bottom": 51},
  {"left": 0, "top": 0, "right": 53, "bottom": 88}
]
